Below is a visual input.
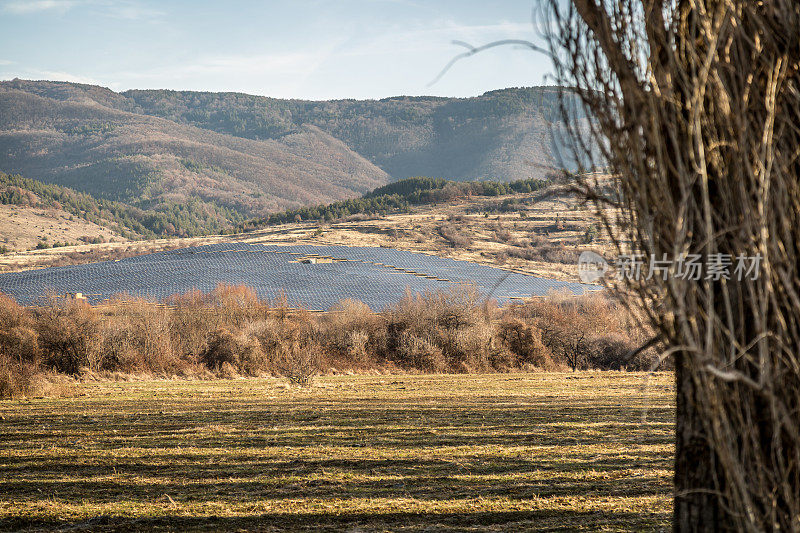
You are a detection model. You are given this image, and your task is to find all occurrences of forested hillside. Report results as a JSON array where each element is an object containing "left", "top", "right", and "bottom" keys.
[
  {"left": 0, "top": 171, "right": 555, "bottom": 243},
  {"left": 121, "top": 86, "right": 580, "bottom": 180},
  {"left": 0, "top": 80, "right": 390, "bottom": 219},
  {"left": 0, "top": 172, "right": 236, "bottom": 239},
  {"left": 243, "top": 176, "right": 552, "bottom": 229},
  {"left": 0, "top": 80, "right": 589, "bottom": 234}
]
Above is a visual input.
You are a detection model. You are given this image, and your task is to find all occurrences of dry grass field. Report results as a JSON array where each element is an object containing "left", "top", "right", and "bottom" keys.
[
  {"left": 0, "top": 372, "right": 673, "bottom": 532},
  {"left": 0, "top": 204, "right": 123, "bottom": 253}
]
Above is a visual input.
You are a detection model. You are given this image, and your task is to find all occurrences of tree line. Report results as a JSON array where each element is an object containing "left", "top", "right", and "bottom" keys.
[
  {"left": 238, "top": 176, "right": 553, "bottom": 230},
  {"left": 0, "top": 172, "right": 243, "bottom": 239}
]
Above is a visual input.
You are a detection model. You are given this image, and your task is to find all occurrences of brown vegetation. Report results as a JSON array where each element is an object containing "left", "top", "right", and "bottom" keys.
[
  {"left": 0, "top": 285, "right": 658, "bottom": 398},
  {"left": 0, "top": 203, "right": 121, "bottom": 253}
]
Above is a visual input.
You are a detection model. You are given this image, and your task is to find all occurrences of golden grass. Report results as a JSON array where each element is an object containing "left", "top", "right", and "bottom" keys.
[
  {"left": 0, "top": 372, "right": 673, "bottom": 531},
  {"left": 0, "top": 204, "right": 122, "bottom": 254}
]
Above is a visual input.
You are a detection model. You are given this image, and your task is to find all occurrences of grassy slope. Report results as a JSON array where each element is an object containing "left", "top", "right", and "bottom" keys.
[
  {"left": 0, "top": 203, "right": 123, "bottom": 252},
  {"left": 0, "top": 372, "right": 673, "bottom": 532}
]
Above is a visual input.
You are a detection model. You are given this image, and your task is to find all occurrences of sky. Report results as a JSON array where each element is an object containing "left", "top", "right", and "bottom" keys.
[{"left": 0, "top": 0, "right": 554, "bottom": 100}]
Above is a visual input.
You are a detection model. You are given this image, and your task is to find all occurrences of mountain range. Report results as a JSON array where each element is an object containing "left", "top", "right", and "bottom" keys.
[{"left": 0, "top": 79, "right": 585, "bottom": 225}]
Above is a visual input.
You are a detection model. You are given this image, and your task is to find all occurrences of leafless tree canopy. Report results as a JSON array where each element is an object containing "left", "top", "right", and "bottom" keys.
[{"left": 543, "top": 0, "right": 800, "bottom": 530}]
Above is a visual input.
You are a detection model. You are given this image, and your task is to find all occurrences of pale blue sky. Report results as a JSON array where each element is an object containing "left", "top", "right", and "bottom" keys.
[{"left": 0, "top": 0, "right": 553, "bottom": 100}]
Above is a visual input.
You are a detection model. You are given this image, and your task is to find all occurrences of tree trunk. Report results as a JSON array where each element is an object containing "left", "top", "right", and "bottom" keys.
[{"left": 674, "top": 353, "right": 731, "bottom": 531}]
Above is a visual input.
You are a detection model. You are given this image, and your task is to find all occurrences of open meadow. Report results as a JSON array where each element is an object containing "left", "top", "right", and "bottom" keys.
[{"left": 0, "top": 372, "right": 674, "bottom": 532}]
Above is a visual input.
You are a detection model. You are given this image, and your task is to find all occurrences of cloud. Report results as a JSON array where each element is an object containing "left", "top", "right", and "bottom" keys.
[
  {"left": 100, "top": 1, "right": 164, "bottom": 21},
  {"left": 0, "top": 67, "right": 103, "bottom": 86},
  {"left": 180, "top": 52, "right": 327, "bottom": 76},
  {"left": 35, "top": 70, "right": 103, "bottom": 84},
  {"left": 336, "top": 20, "right": 538, "bottom": 58},
  {"left": 2, "top": 0, "right": 164, "bottom": 20},
  {"left": 113, "top": 36, "right": 345, "bottom": 87},
  {"left": 2, "top": 0, "right": 80, "bottom": 14}
]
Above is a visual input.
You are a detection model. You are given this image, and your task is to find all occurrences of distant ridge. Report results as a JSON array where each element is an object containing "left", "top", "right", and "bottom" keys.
[{"left": 0, "top": 79, "right": 587, "bottom": 225}]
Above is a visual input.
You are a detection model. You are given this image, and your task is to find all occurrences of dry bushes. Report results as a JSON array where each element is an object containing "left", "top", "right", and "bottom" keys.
[
  {"left": 35, "top": 298, "right": 102, "bottom": 375},
  {"left": 497, "top": 317, "right": 556, "bottom": 370},
  {"left": 0, "top": 284, "right": 658, "bottom": 396},
  {"left": 322, "top": 299, "right": 382, "bottom": 366},
  {"left": 248, "top": 312, "right": 322, "bottom": 384},
  {"left": 0, "top": 362, "right": 77, "bottom": 400},
  {"left": 101, "top": 297, "right": 181, "bottom": 374},
  {"left": 0, "top": 294, "right": 39, "bottom": 364},
  {"left": 493, "top": 223, "right": 512, "bottom": 243},
  {"left": 0, "top": 360, "right": 34, "bottom": 400},
  {"left": 500, "top": 291, "right": 659, "bottom": 371},
  {"left": 505, "top": 241, "right": 581, "bottom": 264},
  {"left": 200, "top": 328, "right": 265, "bottom": 376},
  {"left": 385, "top": 287, "right": 511, "bottom": 373},
  {"left": 437, "top": 223, "right": 472, "bottom": 248}
]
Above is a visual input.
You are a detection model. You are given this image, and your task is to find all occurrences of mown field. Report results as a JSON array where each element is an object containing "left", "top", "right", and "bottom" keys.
[{"left": 0, "top": 373, "right": 674, "bottom": 532}]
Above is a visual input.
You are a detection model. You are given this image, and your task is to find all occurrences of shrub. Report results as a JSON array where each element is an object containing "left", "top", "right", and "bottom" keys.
[
  {"left": 199, "top": 329, "right": 238, "bottom": 371},
  {"left": 101, "top": 297, "right": 178, "bottom": 374},
  {"left": 322, "top": 299, "right": 382, "bottom": 364},
  {"left": 0, "top": 358, "right": 34, "bottom": 399},
  {"left": 0, "top": 285, "right": 655, "bottom": 379},
  {"left": 166, "top": 289, "right": 217, "bottom": 360},
  {"left": 494, "top": 224, "right": 512, "bottom": 243},
  {"left": 438, "top": 223, "right": 472, "bottom": 248},
  {"left": 498, "top": 317, "right": 556, "bottom": 370},
  {"left": 387, "top": 286, "right": 496, "bottom": 372},
  {"left": 35, "top": 300, "right": 101, "bottom": 375},
  {"left": 394, "top": 331, "right": 447, "bottom": 372},
  {"left": 0, "top": 294, "right": 39, "bottom": 364},
  {"left": 200, "top": 327, "right": 266, "bottom": 376},
  {"left": 275, "top": 336, "right": 320, "bottom": 386}
]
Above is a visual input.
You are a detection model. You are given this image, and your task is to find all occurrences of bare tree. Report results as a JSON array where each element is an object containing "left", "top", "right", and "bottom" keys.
[
  {"left": 541, "top": 0, "right": 800, "bottom": 530},
  {"left": 561, "top": 331, "right": 588, "bottom": 372}
]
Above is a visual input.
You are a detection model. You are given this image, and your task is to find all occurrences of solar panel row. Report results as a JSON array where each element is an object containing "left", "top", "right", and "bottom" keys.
[{"left": 0, "top": 244, "right": 600, "bottom": 310}]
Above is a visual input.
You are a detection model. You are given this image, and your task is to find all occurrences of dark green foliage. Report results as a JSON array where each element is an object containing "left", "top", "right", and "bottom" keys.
[
  {"left": 238, "top": 176, "right": 550, "bottom": 230},
  {"left": 64, "top": 122, "right": 115, "bottom": 135},
  {"left": 366, "top": 177, "right": 448, "bottom": 198},
  {"left": 0, "top": 172, "right": 244, "bottom": 239},
  {"left": 179, "top": 158, "right": 228, "bottom": 176}
]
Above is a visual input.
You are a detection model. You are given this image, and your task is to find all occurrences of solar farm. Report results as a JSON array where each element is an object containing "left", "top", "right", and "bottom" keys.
[{"left": 0, "top": 243, "right": 598, "bottom": 309}]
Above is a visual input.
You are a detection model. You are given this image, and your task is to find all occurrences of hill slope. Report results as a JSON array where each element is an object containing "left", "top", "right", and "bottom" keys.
[
  {"left": 0, "top": 80, "right": 390, "bottom": 217},
  {"left": 0, "top": 80, "right": 594, "bottom": 238},
  {"left": 120, "top": 86, "right": 582, "bottom": 181}
]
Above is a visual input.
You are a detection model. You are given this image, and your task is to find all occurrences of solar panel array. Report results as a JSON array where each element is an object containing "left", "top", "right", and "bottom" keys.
[{"left": 0, "top": 244, "right": 600, "bottom": 310}]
